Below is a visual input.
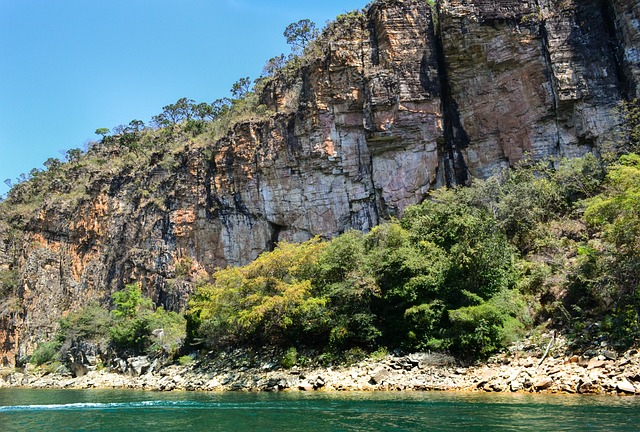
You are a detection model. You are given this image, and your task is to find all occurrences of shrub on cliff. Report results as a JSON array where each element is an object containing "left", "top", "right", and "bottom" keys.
[
  {"left": 567, "top": 153, "right": 640, "bottom": 348},
  {"left": 109, "top": 283, "right": 186, "bottom": 357}
]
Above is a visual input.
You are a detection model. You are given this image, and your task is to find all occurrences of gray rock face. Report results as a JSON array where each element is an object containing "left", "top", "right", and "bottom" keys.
[
  {"left": 1, "top": 0, "right": 639, "bottom": 364},
  {"left": 439, "top": 0, "right": 625, "bottom": 178},
  {"left": 611, "top": 0, "right": 640, "bottom": 98}
]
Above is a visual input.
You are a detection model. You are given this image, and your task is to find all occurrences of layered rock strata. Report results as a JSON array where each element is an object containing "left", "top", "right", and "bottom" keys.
[{"left": 439, "top": 0, "right": 627, "bottom": 177}]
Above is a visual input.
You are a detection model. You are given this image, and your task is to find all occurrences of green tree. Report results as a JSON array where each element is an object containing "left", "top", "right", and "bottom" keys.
[
  {"left": 231, "top": 77, "right": 251, "bottom": 99},
  {"left": 582, "top": 153, "right": 640, "bottom": 302},
  {"left": 284, "top": 19, "right": 318, "bottom": 53},
  {"left": 314, "top": 230, "right": 381, "bottom": 348},
  {"left": 211, "top": 98, "right": 232, "bottom": 118},
  {"left": 262, "top": 54, "right": 287, "bottom": 77},
  {"left": 109, "top": 283, "right": 186, "bottom": 356},
  {"left": 95, "top": 128, "right": 110, "bottom": 138},
  {"left": 188, "top": 239, "right": 329, "bottom": 349},
  {"left": 111, "top": 283, "right": 153, "bottom": 319},
  {"left": 152, "top": 98, "right": 195, "bottom": 127},
  {"left": 43, "top": 158, "right": 62, "bottom": 172},
  {"left": 65, "top": 148, "right": 83, "bottom": 164}
]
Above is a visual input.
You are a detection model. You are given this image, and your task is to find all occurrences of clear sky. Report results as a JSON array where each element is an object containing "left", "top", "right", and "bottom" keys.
[{"left": 0, "top": 0, "right": 366, "bottom": 197}]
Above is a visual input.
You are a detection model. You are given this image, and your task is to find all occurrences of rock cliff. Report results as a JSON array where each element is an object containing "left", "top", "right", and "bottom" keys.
[{"left": 0, "top": 0, "right": 639, "bottom": 365}]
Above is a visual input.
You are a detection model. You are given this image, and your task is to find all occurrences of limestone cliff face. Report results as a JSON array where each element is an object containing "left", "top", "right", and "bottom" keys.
[{"left": 0, "top": 0, "right": 639, "bottom": 365}]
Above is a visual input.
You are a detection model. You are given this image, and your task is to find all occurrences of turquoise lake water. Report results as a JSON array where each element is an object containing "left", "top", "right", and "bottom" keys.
[{"left": 1, "top": 388, "right": 639, "bottom": 431}]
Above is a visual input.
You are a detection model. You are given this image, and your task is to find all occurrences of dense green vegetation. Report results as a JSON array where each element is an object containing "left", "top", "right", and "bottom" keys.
[
  {"left": 185, "top": 152, "right": 640, "bottom": 361},
  {"left": 29, "top": 284, "right": 186, "bottom": 367}
]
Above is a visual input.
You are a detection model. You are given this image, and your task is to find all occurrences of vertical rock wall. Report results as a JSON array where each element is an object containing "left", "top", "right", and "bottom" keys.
[
  {"left": 611, "top": 0, "right": 640, "bottom": 98},
  {"left": 439, "top": 0, "right": 625, "bottom": 178}
]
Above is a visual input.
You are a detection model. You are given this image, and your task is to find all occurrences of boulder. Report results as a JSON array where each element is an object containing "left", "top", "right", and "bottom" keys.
[
  {"left": 70, "top": 362, "right": 88, "bottom": 378},
  {"left": 314, "top": 376, "right": 326, "bottom": 389},
  {"left": 369, "top": 368, "right": 389, "bottom": 385},
  {"left": 617, "top": 379, "right": 637, "bottom": 394},
  {"left": 533, "top": 376, "right": 553, "bottom": 390},
  {"left": 128, "top": 356, "right": 151, "bottom": 377}
]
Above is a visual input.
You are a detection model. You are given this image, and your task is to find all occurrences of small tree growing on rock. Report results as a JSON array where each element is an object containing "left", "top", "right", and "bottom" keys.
[{"left": 284, "top": 19, "right": 318, "bottom": 54}]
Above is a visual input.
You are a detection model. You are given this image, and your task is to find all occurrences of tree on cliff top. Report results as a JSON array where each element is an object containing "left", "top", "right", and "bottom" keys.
[{"left": 284, "top": 19, "right": 318, "bottom": 54}]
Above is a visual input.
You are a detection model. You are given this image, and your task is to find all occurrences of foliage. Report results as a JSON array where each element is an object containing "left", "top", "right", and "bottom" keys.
[
  {"left": 148, "top": 306, "right": 187, "bottom": 356},
  {"left": 109, "top": 283, "right": 186, "bottom": 356},
  {"left": 281, "top": 347, "right": 298, "bottom": 369},
  {"left": 95, "top": 128, "right": 110, "bottom": 137},
  {"left": 183, "top": 153, "right": 625, "bottom": 359},
  {"left": 584, "top": 153, "right": 640, "bottom": 254},
  {"left": 175, "top": 257, "right": 194, "bottom": 279},
  {"left": 188, "top": 185, "right": 522, "bottom": 359},
  {"left": 262, "top": 54, "right": 287, "bottom": 77},
  {"left": 231, "top": 78, "right": 251, "bottom": 99},
  {"left": 29, "top": 284, "right": 187, "bottom": 366},
  {"left": 110, "top": 314, "right": 153, "bottom": 353},
  {"left": 111, "top": 283, "right": 154, "bottom": 319},
  {"left": 30, "top": 340, "right": 62, "bottom": 366},
  {"left": 449, "top": 289, "right": 526, "bottom": 358},
  {"left": 284, "top": 19, "right": 319, "bottom": 53},
  {"left": 315, "top": 230, "right": 381, "bottom": 348},
  {"left": 0, "top": 269, "right": 18, "bottom": 299},
  {"left": 567, "top": 153, "right": 640, "bottom": 349},
  {"left": 188, "top": 238, "right": 329, "bottom": 349},
  {"left": 59, "top": 303, "right": 111, "bottom": 343},
  {"left": 178, "top": 355, "right": 195, "bottom": 366}
]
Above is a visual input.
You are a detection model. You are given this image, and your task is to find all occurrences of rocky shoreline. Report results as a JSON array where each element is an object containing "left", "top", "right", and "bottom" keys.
[{"left": 3, "top": 338, "right": 640, "bottom": 395}]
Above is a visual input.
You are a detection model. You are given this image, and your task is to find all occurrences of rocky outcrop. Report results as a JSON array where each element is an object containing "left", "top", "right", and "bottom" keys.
[
  {"left": 6, "top": 340, "right": 640, "bottom": 395},
  {"left": 1, "top": 0, "right": 640, "bottom": 364}
]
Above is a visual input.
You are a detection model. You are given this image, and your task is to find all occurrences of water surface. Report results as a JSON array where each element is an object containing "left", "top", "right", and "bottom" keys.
[{"left": 1, "top": 388, "right": 639, "bottom": 431}]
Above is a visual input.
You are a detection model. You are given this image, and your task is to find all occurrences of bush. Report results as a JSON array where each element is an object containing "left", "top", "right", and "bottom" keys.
[
  {"left": 148, "top": 306, "right": 187, "bottom": 356},
  {"left": 178, "top": 355, "right": 195, "bottom": 366},
  {"left": 315, "top": 231, "right": 381, "bottom": 349},
  {"left": 188, "top": 239, "right": 330, "bottom": 349},
  {"left": 50, "top": 284, "right": 187, "bottom": 361},
  {"left": 0, "top": 269, "right": 18, "bottom": 299},
  {"left": 566, "top": 153, "right": 640, "bottom": 349},
  {"left": 108, "top": 284, "right": 186, "bottom": 357},
  {"left": 59, "top": 303, "right": 111, "bottom": 343},
  {"left": 30, "top": 340, "right": 62, "bottom": 366},
  {"left": 110, "top": 316, "right": 153, "bottom": 354},
  {"left": 281, "top": 347, "right": 298, "bottom": 369},
  {"left": 186, "top": 185, "right": 522, "bottom": 359}
]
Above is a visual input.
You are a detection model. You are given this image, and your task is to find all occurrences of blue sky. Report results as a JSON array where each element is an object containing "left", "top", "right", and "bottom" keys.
[{"left": 0, "top": 0, "right": 366, "bottom": 197}]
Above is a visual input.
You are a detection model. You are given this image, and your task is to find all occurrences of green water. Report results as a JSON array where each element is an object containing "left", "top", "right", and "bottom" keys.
[{"left": 0, "top": 389, "right": 639, "bottom": 431}]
